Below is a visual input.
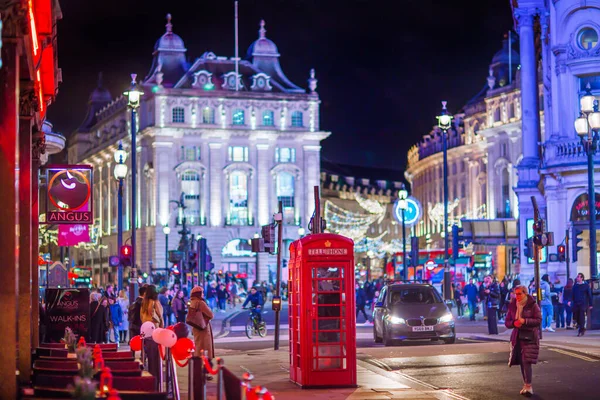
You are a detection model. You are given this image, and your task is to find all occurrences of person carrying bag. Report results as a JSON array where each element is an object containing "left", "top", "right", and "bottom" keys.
[{"left": 188, "top": 286, "right": 214, "bottom": 359}]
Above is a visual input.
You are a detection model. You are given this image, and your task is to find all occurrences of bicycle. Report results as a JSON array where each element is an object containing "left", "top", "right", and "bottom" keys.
[{"left": 243, "top": 306, "right": 267, "bottom": 339}]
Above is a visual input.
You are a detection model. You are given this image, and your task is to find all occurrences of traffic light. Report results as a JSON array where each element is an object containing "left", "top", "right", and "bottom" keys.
[
  {"left": 188, "top": 250, "right": 198, "bottom": 272},
  {"left": 282, "top": 259, "right": 288, "bottom": 268},
  {"left": 451, "top": 225, "right": 463, "bottom": 260},
  {"left": 410, "top": 236, "right": 419, "bottom": 267},
  {"left": 120, "top": 245, "right": 132, "bottom": 266},
  {"left": 198, "top": 237, "right": 208, "bottom": 275},
  {"left": 523, "top": 239, "right": 532, "bottom": 259},
  {"left": 511, "top": 247, "right": 519, "bottom": 263},
  {"left": 557, "top": 245, "right": 566, "bottom": 262},
  {"left": 171, "top": 263, "right": 180, "bottom": 275},
  {"left": 571, "top": 226, "right": 584, "bottom": 262}
]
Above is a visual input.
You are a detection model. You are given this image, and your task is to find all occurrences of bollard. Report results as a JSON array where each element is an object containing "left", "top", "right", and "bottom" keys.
[
  {"left": 169, "top": 350, "right": 181, "bottom": 400},
  {"left": 157, "top": 346, "right": 164, "bottom": 393},
  {"left": 140, "top": 337, "right": 145, "bottom": 370},
  {"left": 188, "top": 356, "right": 195, "bottom": 400},
  {"left": 216, "top": 358, "right": 225, "bottom": 400},
  {"left": 256, "top": 387, "right": 268, "bottom": 400},
  {"left": 164, "top": 346, "right": 170, "bottom": 394}
]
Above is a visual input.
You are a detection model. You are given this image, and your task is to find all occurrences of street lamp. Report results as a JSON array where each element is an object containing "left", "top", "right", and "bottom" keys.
[
  {"left": 163, "top": 224, "right": 171, "bottom": 280},
  {"left": 398, "top": 185, "right": 408, "bottom": 281},
  {"left": 298, "top": 227, "right": 306, "bottom": 237},
  {"left": 437, "top": 101, "right": 453, "bottom": 300},
  {"left": 171, "top": 193, "right": 190, "bottom": 289},
  {"left": 574, "top": 83, "right": 600, "bottom": 280},
  {"left": 124, "top": 73, "right": 144, "bottom": 300},
  {"left": 114, "top": 142, "right": 128, "bottom": 291}
]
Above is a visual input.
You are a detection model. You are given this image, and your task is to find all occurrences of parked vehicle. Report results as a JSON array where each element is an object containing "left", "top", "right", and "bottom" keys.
[{"left": 372, "top": 282, "right": 456, "bottom": 346}]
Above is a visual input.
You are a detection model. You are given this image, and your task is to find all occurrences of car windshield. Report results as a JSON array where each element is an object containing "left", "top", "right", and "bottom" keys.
[{"left": 390, "top": 287, "right": 442, "bottom": 305}]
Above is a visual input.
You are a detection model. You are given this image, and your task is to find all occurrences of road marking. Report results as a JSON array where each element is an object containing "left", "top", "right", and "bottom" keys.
[
  {"left": 548, "top": 348, "right": 599, "bottom": 362},
  {"left": 440, "top": 389, "right": 472, "bottom": 400},
  {"left": 395, "top": 372, "right": 438, "bottom": 390},
  {"left": 368, "top": 359, "right": 391, "bottom": 371}
]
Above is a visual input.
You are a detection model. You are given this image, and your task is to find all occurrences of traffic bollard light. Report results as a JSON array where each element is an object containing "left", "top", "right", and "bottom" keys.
[
  {"left": 523, "top": 239, "right": 532, "bottom": 259},
  {"left": 571, "top": 227, "right": 583, "bottom": 262}
]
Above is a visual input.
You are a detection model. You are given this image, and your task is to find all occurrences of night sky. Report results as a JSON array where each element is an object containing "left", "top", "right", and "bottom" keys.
[{"left": 48, "top": 0, "right": 514, "bottom": 171}]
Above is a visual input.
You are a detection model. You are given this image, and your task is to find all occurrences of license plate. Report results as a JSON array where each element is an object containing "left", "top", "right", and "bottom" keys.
[{"left": 412, "top": 326, "right": 434, "bottom": 332}]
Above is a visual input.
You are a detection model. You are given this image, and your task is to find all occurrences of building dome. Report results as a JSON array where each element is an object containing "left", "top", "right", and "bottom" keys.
[
  {"left": 491, "top": 37, "right": 519, "bottom": 66},
  {"left": 247, "top": 20, "right": 279, "bottom": 58},
  {"left": 154, "top": 14, "right": 186, "bottom": 53},
  {"left": 89, "top": 84, "right": 112, "bottom": 104}
]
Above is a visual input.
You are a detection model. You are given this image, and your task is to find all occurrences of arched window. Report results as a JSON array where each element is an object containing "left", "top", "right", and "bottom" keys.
[
  {"left": 291, "top": 111, "right": 303, "bottom": 127},
  {"left": 277, "top": 172, "right": 295, "bottom": 224},
  {"left": 493, "top": 107, "right": 501, "bottom": 123},
  {"left": 262, "top": 110, "right": 274, "bottom": 126},
  {"left": 172, "top": 107, "right": 185, "bottom": 123},
  {"left": 232, "top": 109, "right": 245, "bottom": 125},
  {"left": 507, "top": 102, "right": 515, "bottom": 120},
  {"left": 229, "top": 171, "right": 248, "bottom": 225},
  {"left": 181, "top": 170, "right": 201, "bottom": 225},
  {"left": 202, "top": 107, "right": 215, "bottom": 124}
]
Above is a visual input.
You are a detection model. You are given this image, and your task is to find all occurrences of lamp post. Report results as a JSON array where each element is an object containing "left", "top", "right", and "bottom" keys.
[
  {"left": 574, "top": 83, "right": 600, "bottom": 280},
  {"left": 163, "top": 224, "right": 170, "bottom": 280},
  {"left": 114, "top": 142, "right": 129, "bottom": 291},
  {"left": 437, "top": 101, "right": 453, "bottom": 300},
  {"left": 124, "top": 73, "right": 144, "bottom": 300},
  {"left": 171, "top": 193, "right": 190, "bottom": 289},
  {"left": 398, "top": 185, "right": 408, "bottom": 281}
]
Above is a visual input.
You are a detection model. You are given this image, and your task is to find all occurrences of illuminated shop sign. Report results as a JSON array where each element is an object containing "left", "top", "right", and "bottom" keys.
[{"left": 43, "top": 165, "right": 93, "bottom": 225}]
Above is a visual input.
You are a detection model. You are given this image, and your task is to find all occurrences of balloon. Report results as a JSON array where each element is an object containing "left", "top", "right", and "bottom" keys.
[
  {"left": 140, "top": 321, "right": 156, "bottom": 338},
  {"left": 153, "top": 328, "right": 177, "bottom": 348},
  {"left": 171, "top": 338, "right": 195, "bottom": 361},
  {"left": 172, "top": 322, "right": 190, "bottom": 340},
  {"left": 166, "top": 325, "right": 175, "bottom": 331},
  {"left": 129, "top": 335, "right": 142, "bottom": 352}
]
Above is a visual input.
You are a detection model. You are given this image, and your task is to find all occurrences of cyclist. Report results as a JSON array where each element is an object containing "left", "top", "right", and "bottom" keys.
[{"left": 242, "top": 287, "right": 264, "bottom": 325}]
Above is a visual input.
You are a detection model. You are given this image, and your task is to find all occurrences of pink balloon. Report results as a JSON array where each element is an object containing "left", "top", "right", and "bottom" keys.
[{"left": 153, "top": 328, "right": 178, "bottom": 348}]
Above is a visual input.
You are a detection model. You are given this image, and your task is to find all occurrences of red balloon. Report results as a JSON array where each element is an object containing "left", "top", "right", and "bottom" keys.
[
  {"left": 166, "top": 325, "right": 175, "bottom": 331},
  {"left": 129, "top": 335, "right": 142, "bottom": 352},
  {"left": 171, "top": 338, "right": 195, "bottom": 361}
]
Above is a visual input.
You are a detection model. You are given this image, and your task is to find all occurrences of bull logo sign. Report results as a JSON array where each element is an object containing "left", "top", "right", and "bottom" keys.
[{"left": 44, "top": 165, "right": 93, "bottom": 225}]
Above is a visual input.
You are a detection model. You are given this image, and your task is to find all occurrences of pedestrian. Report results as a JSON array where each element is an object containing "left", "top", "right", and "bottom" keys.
[
  {"left": 505, "top": 285, "right": 541, "bottom": 397},
  {"left": 216, "top": 283, "right": 229, "bottom": 312},
  {"left": 355, "top": 283, "right": 369, "bottom": 323},
  {"left": 499, "top": 278, "right": 509, "bottom": 322},
  {"left": 90, "top": 294, "right": 110, "bottom": 343},
  {"left": 206, "top": 282, "right": 218, "bottom": 311},
  {"left": 229, "top": 280, "right": 239, "bottom": 308},
  {"left": 563, "top": 278, "right": 574, "bottom": 330},
  {"left": 188, "top": 286, "right": 215, "bottom": 359},
  {"left": 551, "top": 278, "right": 565, "bottom": 329},
  {"left": 463, "top": 278, "right": 479, "bottom": 321},
  {"left": 105, "top": 284, "right": 116, "bottom": 300},
  {"left": 482, "top": 275, "right": 500, "bottom": 334},
  {"left": 571, "top": 273, "right": 593, "bottom": 336},
  {"left": 141, "top": 284, "right": 164, "bottom": 328},
  {"left": 158, "top": 287, "right": 172, "bottom": 327},
  {"left": 453, "top": 283, "right": 463, "bottom": 318},
  {"left": 108, "top": 297, "right": 123, "bottom": 344},
  {"left": 171, "top": 290, "right": 187, "bottom": 323},
  {"left": 117, "top": 289, "right": 129, "bottom": 343},
  {"left": 128, "top": 285, "right": 146, "bottom": 339},
  {"left": 540, "top": 274, "right": 554, "bottom": 332},
  {"left": 479, "top": 280, "right": 488, "bottom": 320}
]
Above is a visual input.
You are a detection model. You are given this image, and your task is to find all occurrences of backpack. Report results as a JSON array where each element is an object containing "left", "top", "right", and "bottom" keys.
[{"left": 128, "top": 298, "right": 142, "bottom": 327}]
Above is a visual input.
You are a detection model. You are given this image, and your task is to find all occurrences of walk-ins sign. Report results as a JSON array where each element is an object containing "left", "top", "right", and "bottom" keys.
[
  {"left": 45, "top": 288, "right": 90, "bottom": 342},
  {"left": 42, "top": 165, "right": 93, "bottom": 224}
]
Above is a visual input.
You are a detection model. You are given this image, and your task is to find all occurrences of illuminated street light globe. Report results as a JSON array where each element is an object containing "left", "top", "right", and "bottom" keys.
[
  {"left": 575, "top": 113, "right": 589, "bottom": 137},
  {"left": 399, "top": 187, "right": 408, "bottom": 201},
  {"left": 436, "top": 101, "right": 453, "bottom": 130},
  {"left": 114, "top": 163, "right": 128, "bottom": 180},
  {"left": 580, "top": 83, "right": 595, "bottom": 113},
  {"left": 588, "top": 109, "right": 600, "bottom": 130},
  {"left": 163, "top": 225, "right": 171, "bottom": 235},
  {"left": 124, "top": 73, "right": 144, "bottom": 109},
  {"left": 114, "top": 142, "right": 128, "bottom": 164}
]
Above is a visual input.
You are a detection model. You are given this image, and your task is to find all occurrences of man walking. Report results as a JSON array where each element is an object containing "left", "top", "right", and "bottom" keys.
[
  {"left": 571, "top": 273, "right": 593, "bottom": 336},
  {"left": 482, "top": 275, "right": 500, "bottom": 334},
  {"left": 540, "top": 274, "right": 555, "bottom": 332},
  {"left": 355, "top": 283, "right": 369, "bottom": 323},
  {"left": 463, "top": 278, "right": 479, "bottom": 321}
]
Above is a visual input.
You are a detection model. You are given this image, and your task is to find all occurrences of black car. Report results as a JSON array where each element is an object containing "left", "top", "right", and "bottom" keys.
[{"left": 372, "top": 283, "right": 456, "bottom": 346}]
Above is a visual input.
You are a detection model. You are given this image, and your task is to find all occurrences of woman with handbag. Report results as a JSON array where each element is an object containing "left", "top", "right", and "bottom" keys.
[
  {"left": 505, "top": 285, "right": 542, "bottom": 397},
  {"left": 187, "top": 286, "right": 214, "bottom": 359},
  {"left": 141, "top": 285, "right": 164, "bottom": 328}
]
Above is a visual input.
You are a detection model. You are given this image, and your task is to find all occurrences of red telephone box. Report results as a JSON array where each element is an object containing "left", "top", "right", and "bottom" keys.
[{"left": 288, "top": 233, "right": 356, "bottom": 387}]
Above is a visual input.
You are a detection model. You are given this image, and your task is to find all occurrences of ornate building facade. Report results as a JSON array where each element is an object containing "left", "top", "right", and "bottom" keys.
[{"left": 68, "top": 16, "right": 329, "bottom": 285}]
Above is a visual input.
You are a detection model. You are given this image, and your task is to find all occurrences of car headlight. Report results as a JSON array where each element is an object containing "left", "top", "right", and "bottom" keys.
[
  {"left": 386, "top": 316, "right": 406, "bottom": 324},
  {"left": 439, "top": 313, "right": 453, "bottom": 323}
]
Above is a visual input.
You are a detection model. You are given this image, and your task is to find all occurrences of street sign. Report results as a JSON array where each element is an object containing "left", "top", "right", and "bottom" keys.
[
  {"left": 393, "top": 196, "right": 422, "bottom": 227},
  {"left": 108, "top": 255, "right": 120, "bottom": 267},
  {"left": 43, "top": 165, "right": 93, "bottom": 224}
]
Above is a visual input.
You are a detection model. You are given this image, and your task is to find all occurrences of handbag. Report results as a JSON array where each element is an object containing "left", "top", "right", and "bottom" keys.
[
  {"left": 186, "top": 302, "right": 207, "bottom": 331},
  {"left": 517, "top": 329, "right": 535, "bottom": 342}
]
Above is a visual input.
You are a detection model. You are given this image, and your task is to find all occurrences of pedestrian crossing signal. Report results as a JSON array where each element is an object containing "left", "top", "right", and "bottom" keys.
[
  {"left": 120, "top": 245, "right": 132, "bottom": 266},
  {"left": 557, "top": 245, "right": 566, "bottom": 262}
]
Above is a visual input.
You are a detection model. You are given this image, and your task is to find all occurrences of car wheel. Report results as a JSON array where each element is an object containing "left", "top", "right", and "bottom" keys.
[
  {"left": 383, "top": 326, "right": 394, "bottom": 347},
  {"left": 443, "top": 336, "right": 456, "bottom": 344},
  {"left": 373, "top": 324, "right": 382, "bottom": 343}
]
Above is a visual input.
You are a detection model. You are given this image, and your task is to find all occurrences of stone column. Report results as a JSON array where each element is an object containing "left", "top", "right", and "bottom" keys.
[
  {"left": 18, "top": 98, "right": 34, "bottom": 383},
  {"left": 256, "top": 144, "right": 271, "bottom": 226},
  {"left": 0, "top": 37, "right": 20, "bottom": 397},
  {"left": 32, "top": 134, "right": 42, "bottom": 350},
  {"left": 303, "top": 145, "right": 321, "bottom": 227},
  {"left": 153, "top": 141, "right": 172, "bottom": 272},
  {"left": 209, "top": 143, "right": 223, "bottom": 226}
]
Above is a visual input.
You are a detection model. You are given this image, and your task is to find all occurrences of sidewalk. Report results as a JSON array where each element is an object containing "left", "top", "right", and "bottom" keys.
[{"left": 177, "top": 346, "right": 460, "bottom": 400}]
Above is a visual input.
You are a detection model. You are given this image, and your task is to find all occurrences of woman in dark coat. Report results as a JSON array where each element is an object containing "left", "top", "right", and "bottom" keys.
[
  {"left": 505, "top": 285, "right": 542, "bottom": 397},
  {"left": 90, "top": 295, "right": 110, "bottom": 343}
]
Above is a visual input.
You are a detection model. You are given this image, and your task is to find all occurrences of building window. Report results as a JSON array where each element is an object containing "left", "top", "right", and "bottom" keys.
[
  {"left": 202, "top": 107, "right": 215, "bottom": 124},
  {"left": 228, "top": 146, "right": 249, "bottom": 162},
  {"left": 500, "top": 168, "right": 510, "bottom": 218},
  {"left": 229, "top": 171, "right": 248, "bottom": 225},
  {"left": 277, "top": 172, "right": 295, "bottom": 224},
  {"left": 181, "top": 170, "right": 201, "bottom": 226},
  {"left": 262, "top": 110, "right": 274, "bottom": 126},
  {"left": 172, "top": 107, "right": 185, "bottom": 123},
  {"left": 275, "top": 147, "right": 296, "bottom": 163},
  {"left": 501, "top": 142, "right": 508, "bottom": 157},
  {"left": 578, "top": 27, "right": 599, "bottom": 50},
  {"left": 291, "top": 111, "right": 303, "bottom": 127},
  {"left": 232, "top": 109, "right": 245, "bottom": 125},
  {"left": 181, "top": 146, "right": 200, "bottom": 161}
]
